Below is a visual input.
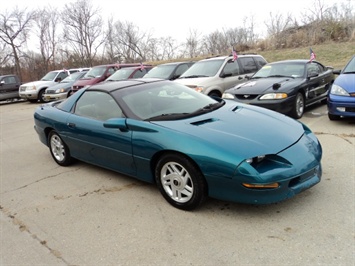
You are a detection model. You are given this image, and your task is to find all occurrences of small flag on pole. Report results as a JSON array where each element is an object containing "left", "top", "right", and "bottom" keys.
[
  {"left": 232, "top": 47, "right": 238, "bottom": 62},
  {"left": 140, "top": 62, "right": 144, "bottom": 71},
  {"left": 309, "top": 48, "right": 316, "bottom": 62}
]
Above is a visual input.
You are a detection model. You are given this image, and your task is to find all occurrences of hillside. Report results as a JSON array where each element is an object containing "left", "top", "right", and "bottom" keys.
[
  {"left": 253, "top": 41, "right": 355, "bottom": 69},
  {"left": 156, "top": 41, "right": 355, "bottom": 70}
]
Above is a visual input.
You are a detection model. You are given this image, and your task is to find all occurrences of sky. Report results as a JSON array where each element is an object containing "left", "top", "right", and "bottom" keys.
[{"left": 2, "top": 0, "right": 351, "bottom": 43}]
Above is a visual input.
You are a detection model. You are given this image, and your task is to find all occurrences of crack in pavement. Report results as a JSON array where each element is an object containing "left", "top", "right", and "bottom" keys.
[
  {"left": 314, "top": 131, "right": 355, "bottom": 144},
  {"left": 0, "top": 168, "right": 82, "bottom": 195},
  {"left": 0, "top": 205, "right": 71, "bottom": 265},
  {"left": 54, "top": 182, "right": 147, "bottom": 200}
]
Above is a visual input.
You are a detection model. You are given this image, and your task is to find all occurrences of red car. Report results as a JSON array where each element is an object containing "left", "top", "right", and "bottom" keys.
[{"left": 71, "top": 63, "right": 148, "bottom": 93}]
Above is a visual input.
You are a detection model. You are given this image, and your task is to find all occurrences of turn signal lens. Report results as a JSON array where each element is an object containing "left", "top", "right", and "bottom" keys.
[{"left": 242, "top": 183, "right": 279, "bottom": 189}]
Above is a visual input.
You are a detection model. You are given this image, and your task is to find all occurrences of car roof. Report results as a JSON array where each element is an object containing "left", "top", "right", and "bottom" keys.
[
  {"left": 268, "top": 59, "right": 317, "bottom": 64},
  {"left": 199, "top": 54, "right": 262, "bottom": 62},
  {"left": 157, "top": 61, "right": 194, "bottom": 66},
  {"left": 87, "top": 78, "right": 163, "bottom": 92}
]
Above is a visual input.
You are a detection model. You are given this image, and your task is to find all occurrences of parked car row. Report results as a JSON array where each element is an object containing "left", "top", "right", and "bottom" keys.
[
  {"left": 30, "top": 53, "right": 354, "bottom": 210},
  {"left": 5, "top": 53, "right": 355, "bottom": 120}
]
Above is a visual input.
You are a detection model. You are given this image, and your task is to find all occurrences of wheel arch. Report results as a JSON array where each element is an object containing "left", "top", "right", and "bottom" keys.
[{"left": 150, "top": 150, "right": 208, "bottom": 188}]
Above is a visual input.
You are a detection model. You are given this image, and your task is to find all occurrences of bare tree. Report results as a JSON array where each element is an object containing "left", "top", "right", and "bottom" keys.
[
  {"left": 110, "top": 20, "right": 152, "bottom": 62},
  {"left": 0, "top": 7, "right": 35, "bottom": 79},
  {"left": 61, "top": 0, "right": 105, "bottom": 66},
  {"left": 34, "top": 7, "right": 61, "bottom": 73},
  {"left": 265, "top": 12, "right": 293, "bottom": 48},
  {"left": 183, "top": 29, "right": 201, "bottom": 58}
]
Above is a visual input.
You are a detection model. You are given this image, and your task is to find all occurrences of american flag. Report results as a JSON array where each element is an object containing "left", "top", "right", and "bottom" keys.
[
  {"left": 140, "top": 62, "right": 145, "bottom": 71},
  {"left": 309, "top": 48, "right": 316, "bottom": 62},
  {"left": 232, "top": 47, "right": 238, "bottom": 62}
]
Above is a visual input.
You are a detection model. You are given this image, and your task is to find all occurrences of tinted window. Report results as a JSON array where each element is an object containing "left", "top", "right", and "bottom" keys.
[
  {"left": 173, "top": 64, "right": 190, "bottom": 79},
  {"left": 132, "top": 68, "right": 149, "bottom": 78},
  {"left": 74, "top": 91, "right": 123, "bottom": 120},
  {"left": 222, "top": 60, "right": 240, "bottom": 76},
  {"left": 239, "top": 57, "right": 258, "bottom": 74}
]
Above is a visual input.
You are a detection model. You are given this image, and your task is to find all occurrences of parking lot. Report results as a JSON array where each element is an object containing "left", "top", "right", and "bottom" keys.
[{"left": 0, "top": 100, "right": 354, "bottom": 265}]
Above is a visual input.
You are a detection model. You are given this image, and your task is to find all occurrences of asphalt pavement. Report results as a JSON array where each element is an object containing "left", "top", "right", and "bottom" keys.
[{"left": 0, "top": 100, "right": 354, "bottom": 265}]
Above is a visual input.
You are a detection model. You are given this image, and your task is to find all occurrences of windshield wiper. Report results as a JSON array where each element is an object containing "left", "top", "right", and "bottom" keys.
[
  {"left": 147, "top": 113, "right": 190, "bottom": 121},
  {"left": 268, "top": 75, "right": 294, "bottom": 78},
  {"left": 343, "top": 71, "right": 355, "bottom": 74},
  {"left": 180, "top": 75, "right": 209, "bottom": 79},
  {"left": 191, "top": 102, "right": 224, "bottom": 115}
]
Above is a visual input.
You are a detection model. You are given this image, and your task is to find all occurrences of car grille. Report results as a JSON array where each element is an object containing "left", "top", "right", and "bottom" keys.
[
  {"left": 20, "top": 86, "right": 27, "bottom": 91},
  {"left": 345, "top": 107, "right": 355, "bottom": 113},
  {"left": 46, "top": 89, "right": 56, "bottom": 94},
  {"left": 234, "top": 94, "right": 259, "bottom": 100},
  {"left": 288, "top": 168, "right": 317, "bottom": 187}
]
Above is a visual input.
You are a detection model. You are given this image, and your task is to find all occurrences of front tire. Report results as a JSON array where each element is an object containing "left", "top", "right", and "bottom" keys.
[
  {"left": 290, "top": 92, "right": 305, "bottom": 119},
  {"left": 48, "top": 131, "right": 73, "bottom": 166},
  {"left": 155, "top": 153, "right": 207, "bottom": 211},
  {"left": 38, "top": 89, "right": 49, "bottom": 103}
]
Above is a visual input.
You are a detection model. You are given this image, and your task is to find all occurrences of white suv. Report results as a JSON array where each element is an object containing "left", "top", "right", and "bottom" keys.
[
  {"left": 19, "top": 69, "right": 85, "bottom": 103},
  {"left": 174, "top": 54, "right": 267, "bottom": 97}
]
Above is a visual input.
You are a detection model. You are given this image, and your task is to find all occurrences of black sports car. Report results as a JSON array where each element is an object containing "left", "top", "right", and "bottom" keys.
[{"left": 223, "top": 59, "right": 335, "bottom": 118}]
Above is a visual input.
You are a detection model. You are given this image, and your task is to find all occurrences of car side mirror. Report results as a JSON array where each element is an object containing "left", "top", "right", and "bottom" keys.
[
  {"left": 333, "top": 69, "right": 341, "bottom": 75},
  {"left": 0, "top": 80, "right": 4, "bottom": 85}
]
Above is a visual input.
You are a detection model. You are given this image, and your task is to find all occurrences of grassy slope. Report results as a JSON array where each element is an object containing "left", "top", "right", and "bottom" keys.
[
  {"left": 147, "top": 41, "right": 354, "bottom": 69},
  {"left": 246, "top": 41, "right": 355, "bottom": 69}
]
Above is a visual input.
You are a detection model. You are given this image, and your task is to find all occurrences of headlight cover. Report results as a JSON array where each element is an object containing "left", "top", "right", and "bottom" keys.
[
  {"left": 330, "top": 84, "right": 350, "bottom": 96},
  {"left": 222, "top": 92, "right": 235, "bottom": 99},
  {"left": 260, "top": 93, "right": 287, "bottom": 100}
]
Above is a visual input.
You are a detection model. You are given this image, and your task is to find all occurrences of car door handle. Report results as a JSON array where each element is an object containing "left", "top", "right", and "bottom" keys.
[{"left": 67, "top": 122, "right": 76, "bottom": 128}]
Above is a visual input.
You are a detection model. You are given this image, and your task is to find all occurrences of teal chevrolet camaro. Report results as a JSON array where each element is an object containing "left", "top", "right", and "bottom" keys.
[{"left": 34, "top": 78, "right": 322, "bottom": 210}]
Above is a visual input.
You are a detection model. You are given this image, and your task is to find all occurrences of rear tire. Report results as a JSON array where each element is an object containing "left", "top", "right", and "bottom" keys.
[{"left": 155, "top": 153, "right": 207, "bottom": 210}]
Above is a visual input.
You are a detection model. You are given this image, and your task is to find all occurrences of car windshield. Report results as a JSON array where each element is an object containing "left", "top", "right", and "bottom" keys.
[
  {"left": 40, "top": 71, "right": 59, "bottom": 81},
  {"left": 112, "top": 81, "right": 223, "bottom": 121},
  {"left": 106, "top": 68, "right": 135, "bottom": 81},
  {"left": 84, "top": 66, "right": 106, "bottom": 78},
  {"left": 253, "top": 62, "right": 306, "bottom": 78},
  {"left": 61, "top": 71, "right": 86, "bottom": 83},
  {"left": 143, "top": 65, "right": 176, "bottom": 79},
  {"left": 179, "top": 59, "right": 224, "bottom": 78},
  {"left": 343, "top": 56, "right": 355, "bottom": 73}
]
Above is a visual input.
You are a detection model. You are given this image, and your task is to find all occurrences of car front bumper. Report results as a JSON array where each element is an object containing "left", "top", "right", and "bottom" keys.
[
  {"left": 232, "top": 95, "right": 296, "bottom": 115},
  {"left": 43, "top": 92, "right": 68, "bottom": 101},
  {"left": 327, "top": 96, "right": 355, "bottom": 117}
]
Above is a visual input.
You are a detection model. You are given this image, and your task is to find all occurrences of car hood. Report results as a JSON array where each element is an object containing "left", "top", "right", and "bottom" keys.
[
  {"left": 175, "top": 76, "right": 214, "bottom": 87},
  {"left": 73, "top": 77, "right": 102, "bottom": 86},
  {"left": 227, "top": 77, "right": 301, "bottom": 94},
  {"left": 47, "top": 82, "right": 72, "bottom": 90},
  {"left": 335, "top": 73, "right": 355, "bottom": 93},
  {"left": 21, "top": 80, "right": 56, "bottom": 87},
  {"left": 152, "top": 101, "right": 304, "bottom": 159}
]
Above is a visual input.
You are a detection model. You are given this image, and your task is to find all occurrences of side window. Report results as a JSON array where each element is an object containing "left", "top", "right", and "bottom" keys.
[
  {"left": 132, "top": 69, "right": 147, "bottom": 78},
  {"left": 307, "top": 63, "right": 320, "bottom": 75},
  {"left": 107, "top": 67, "right": 117, "bottom": 76},
  {"left": 75, "top": 91, "right": 123, "bottom": 120},
  {"left": 174, "top": 64, "right": 189, "bottom": 78},
  {"left": 256, "top": 57, "right": 267, "bottom": 68},
  {"left": 239, "top": 57, "right": 258, "bottom": 74},
  {"left": 57, "top": 72, "right": 68, "bottom": 81},
  {"left": 222, "top": 60, "right": 240, "bottom": 76}
]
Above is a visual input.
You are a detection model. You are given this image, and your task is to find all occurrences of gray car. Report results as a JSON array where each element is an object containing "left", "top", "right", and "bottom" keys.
[{"left": 43, "top": 71, "right": 88, "bottom": 101}]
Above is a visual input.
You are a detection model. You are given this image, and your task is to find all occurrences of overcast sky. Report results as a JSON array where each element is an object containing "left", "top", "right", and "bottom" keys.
[{"left": 3, "top": 0, "right": 351, "bottom": 42}]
